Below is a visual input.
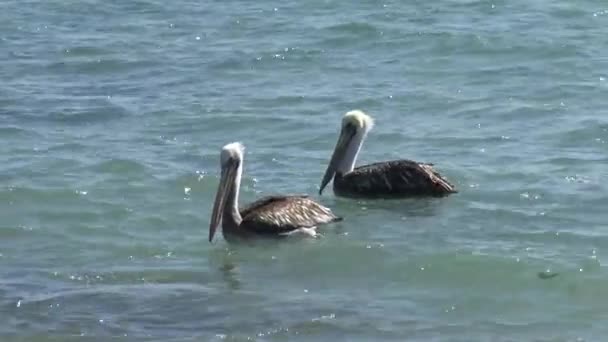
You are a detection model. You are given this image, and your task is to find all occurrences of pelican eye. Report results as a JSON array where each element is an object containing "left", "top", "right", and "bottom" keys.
[
  {"left": 230, "top": 156, "right": 241, "bottom": 166},
  {"left": 344, "top": 122, "right": 358, "bottom": 136}
]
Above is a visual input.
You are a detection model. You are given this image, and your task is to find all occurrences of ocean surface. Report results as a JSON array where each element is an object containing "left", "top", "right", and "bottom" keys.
[{"left": 1, "top": 0, "right": 608, "bottom": 340}]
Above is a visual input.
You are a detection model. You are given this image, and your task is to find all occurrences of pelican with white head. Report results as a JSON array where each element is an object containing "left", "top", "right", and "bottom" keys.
[
  {"left": 209, "top": 142, "right": 342, "bottom": 243},
  {"left": 208, "top": 142, "right": 245, "bottom": 242},
  {"left": 319, "top": 110, "right": 374, "bottom": 194},
  {"left": 319, "top": 110, "right": 457, "bottom": 198}
]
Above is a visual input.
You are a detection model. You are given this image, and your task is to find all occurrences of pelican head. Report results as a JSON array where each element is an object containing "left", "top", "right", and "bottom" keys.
[
  {"left": 209, "top": 142, "right": 245, "bottom": 242},
  {"left": 319, "top": 110, "right": 374, "bottom": 194}
]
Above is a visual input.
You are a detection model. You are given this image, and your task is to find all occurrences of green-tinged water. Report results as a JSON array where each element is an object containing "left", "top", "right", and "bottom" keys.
[{"left": 1, "top": 0, "right": 608, "bottom": 340}]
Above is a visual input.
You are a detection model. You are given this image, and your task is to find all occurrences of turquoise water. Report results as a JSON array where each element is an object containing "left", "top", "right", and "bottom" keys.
[{"left": 2, "top": 0, "right": 608, "bottom": 340}]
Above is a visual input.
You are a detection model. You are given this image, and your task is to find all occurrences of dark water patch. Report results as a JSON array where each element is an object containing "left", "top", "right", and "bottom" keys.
[
  {"left": 46, "top": 142, "right": 90, "bottom": 154},
  {"left": 331, "top": 97, "right": 385, "bottom": 112},
  {"left": 547, "top": 121, "right": 608, "bottom": 147},
  {"left": 538, "top": 270, "right": 559, "bottom": 279},
  {"left": 464, "top": 202, "right": 547, "bottom": 225},
  {"left": 0, "top": 187, "right": 91, "bottom": 206},
  {"left": 246, "top": 95, "right": 307, "bottom": 108},
  {"left": 11, "top": 288, "right": 134, "bottom": 338},
  {"left": 389, "top": 252, "right": 560, "bottom": 292},
  {"left": 421, "top": 28, "right": 586, "bottom": 62},
  {"left": 251, "top": 47, "right": 325, "bottom": 67},
  {"left": 62, "top": 45, "right": 112, "bottom": 57},
  {"left": 46, "top": 58, "right": 156, "bottom": 76},
  {"left": 344, "top": 197, "right": 449, "bottom": 218},
  {"left": 421, "top": 135, "right": 520, "bottom": 148},
  {"left": 0, "top": 126, "right": 44, "bottom": 140},
  {"left": 0, "top": 225, "right": 44, "bottom": 239},
  {"left": 47, "top": 101, "right": 130, "bottom": 126},
  {"left": 1, "top": 158, "right": 90, "bottom": 189},
  {"left": 546, "top": 200, "right": 608, "bottom": 226},
  {"left": 492, "top": 227, "right": 607, "bottom": 255},
  {"left": 0, "top": 93, "right": 21, "bottom": 115},
  {"left": 319, "top": 22, "right": 383, "bottom": 47},
  {"left": 91, "top": 269, "right": 217, "bottom": 286},
  {"left": 205, "top": 50, "right": 252, "bottom": 71},
  {"left": 539, "top": 156, "right": 608, "bottom": 167},
  {"left": 324, "top": 21, "right": 381, "bottom": 35},
  {"left": 91, "top": 159, "right": 148, "bottom": 175},
  {"left": 427, "top": 31, "right": 496, "bottom": 55},
  {"left": 236, "top": 316, "right": 401, "bottom": 342},
  {"left": 94, "top": 0, "right": 170, "bottom": 16},
  {"left": 35, "top": 208, "right": 109, "bottom": 226}
]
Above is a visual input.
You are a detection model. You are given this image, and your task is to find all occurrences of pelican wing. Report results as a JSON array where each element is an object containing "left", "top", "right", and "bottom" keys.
[
  {"left": 341, "top": 160, "right": 456, "bottom": 196},
  {"left": 239, "top": 195, "right": 308, "bottom": 218},
  {"left": 241, "top": 195, "right": 340, "bottom": 235}
]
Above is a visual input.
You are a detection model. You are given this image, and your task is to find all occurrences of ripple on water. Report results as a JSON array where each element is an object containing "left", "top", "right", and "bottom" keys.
[
  {"left": 549, "top": 120, "right": 608, "bottom": 147},
  {"left": 318, "top": 22, "right": 382, "bottom": 47},
  {"left": 91, "top": 159, "right": 148, "bottom": 175},
  {"left": 62, "top": 45, "right": 111, "bottom": 57},
  {"left": 1, "top": 186, "right": 89, "bottom": 206},
  {"left": 0, "top": 126, "right": 43, "bottom": 139},
  {"left": 47, "top": 106, "right": 129, "bottom": 126},
  {"left": 251, "top": 47, "right": 326, "bottom": 67}
]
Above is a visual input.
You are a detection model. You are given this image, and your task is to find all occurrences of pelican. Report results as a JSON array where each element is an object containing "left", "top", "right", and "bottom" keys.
[
  {"left": 319, "top": 110, "right": 457, "bottom": 198},
  {"left": 209, "top": 142, "right": 341, "bottom": 243}
]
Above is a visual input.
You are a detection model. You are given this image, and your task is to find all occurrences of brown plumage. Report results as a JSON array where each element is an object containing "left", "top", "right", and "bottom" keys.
[
  {"left": 333, "top": 160, "right": 457, "bottom": 198},
  {"left": 319, "top": 110, "right": 458, "bottom": 199},
  {"left": 209, "top": 142, "right": 342, "bottom": 243},
  {"left": 237, "top": 195, "right": 342, "bottom": 237}
]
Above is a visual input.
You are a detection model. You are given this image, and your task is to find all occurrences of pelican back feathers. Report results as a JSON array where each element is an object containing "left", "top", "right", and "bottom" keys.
[
  {"left": 240, "top": 195, "right": 342, "bottom": 235},
  {"left": 334, "top": 160, "right": 456, "bottom": 198}
]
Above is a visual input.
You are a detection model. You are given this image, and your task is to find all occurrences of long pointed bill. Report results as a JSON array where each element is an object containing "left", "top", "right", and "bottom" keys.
[
  {"left": 209, "top": 162, "right": 237, "bottom": 243},
  {"left": 319, "top": 126, "right": 356, "bottom": 194}
]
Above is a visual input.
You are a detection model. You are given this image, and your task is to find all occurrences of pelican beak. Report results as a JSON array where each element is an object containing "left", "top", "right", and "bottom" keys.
[
  {"left": 209, "top": 159, "right": 238, "bottom": 243},
  {"left": 319, "top": 124, "right": 356, "bottom": 194}
]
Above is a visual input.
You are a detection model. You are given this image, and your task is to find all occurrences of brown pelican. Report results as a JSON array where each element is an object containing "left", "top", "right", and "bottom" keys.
[
  {"left": 319, "top": 110, "right": 457, "bottom": 198},
  {"left": 209, "top": 142, "right": 341, "bottom": 243}
]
